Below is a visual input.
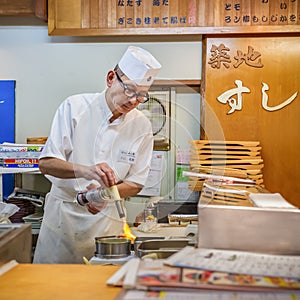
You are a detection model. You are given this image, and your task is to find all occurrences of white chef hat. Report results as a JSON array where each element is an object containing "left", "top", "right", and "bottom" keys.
[{"left": 118, "top": 46, "right": 161, "bottom": 86}]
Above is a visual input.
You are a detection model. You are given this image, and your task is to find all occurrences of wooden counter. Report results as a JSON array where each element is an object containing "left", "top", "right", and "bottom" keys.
[{"left": 0, "top": 263, "right": 121, "bottom": 300}]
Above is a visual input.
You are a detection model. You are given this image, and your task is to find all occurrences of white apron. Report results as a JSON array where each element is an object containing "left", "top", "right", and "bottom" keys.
[{"left": 33, "top": 185, "right": 124, "bottom": 264}]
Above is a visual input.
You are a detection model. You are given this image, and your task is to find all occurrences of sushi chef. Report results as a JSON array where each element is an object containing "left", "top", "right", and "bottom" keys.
[{"left": 33, "top": 46, "right": 161, "bottom": 264}]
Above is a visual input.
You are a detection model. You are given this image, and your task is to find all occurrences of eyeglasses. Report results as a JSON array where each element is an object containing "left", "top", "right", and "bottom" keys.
[{"left": 115, "top": 72, "right": 149, "bottom": 103}]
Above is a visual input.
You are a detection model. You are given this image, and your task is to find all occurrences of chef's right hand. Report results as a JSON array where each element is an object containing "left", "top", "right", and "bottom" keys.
[{"left": 83, "top": 162, "right": 117, "bottom": 187}]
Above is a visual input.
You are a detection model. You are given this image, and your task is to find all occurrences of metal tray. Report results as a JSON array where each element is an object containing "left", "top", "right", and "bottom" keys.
[
  {"left": 198, "top": 205, "right": 300, "bottom": 255},
  {"left": 136, "top": 239, "right": 191, "bottom": 259}
]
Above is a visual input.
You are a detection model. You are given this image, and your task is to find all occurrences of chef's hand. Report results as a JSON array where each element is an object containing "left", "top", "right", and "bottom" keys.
[
  {"left": 84, "top": 162, "right": 117, "bottom": 187},
  {"left": 86, "top": 201, "right": 107, "bottom": 214},
  {"left": 84, "top": 183, "right": 108, "bottom": 215}
]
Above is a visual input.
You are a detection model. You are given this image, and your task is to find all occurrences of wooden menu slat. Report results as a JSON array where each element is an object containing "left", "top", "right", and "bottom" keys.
[
  {"left": 160, "top": 0, "right": 170, "bottom": 28},
  {"left": 269, "top": 0, "right": 280, "bottom": 26},
  {"left": 230, "top": 0, "right": 251, "bottom": 27},
  {"left": 134, "top": 0, "right": 143, "bottom": 29},
  {"left": 90, "top": 0, "right": 99, "bottom": 29},
  {"left": 81, "top": 0, "right": 90, "bottom": 29},
  {"left": 142, "top": 0, "right": 152, "bottom": 28},
  {"left": 288, "top": 0, "right": 298, "bottom": 25},
  {"left": 251, "top": 0, "right": 268, "bottom": 26},
  {"left": 110, "top": 0, "right": 117, "bottom": 29},
  {"left": 116, "top": 0, "right": 125, "bottom": 29},
  {"left": 179, "top": 0, "right": 188, "bottom": 28},
  {"left": 205, "top": 0, "right": 216, "bottom": 27},
  {"left": 151, "top": 0, "right": 160, "bottom": 28},
  {"left": 241, "top": 0, "right": 251, "bottom": 27},
  {"left": 298, "top": 0, "right": 300, "bottom": 25},
  {"left": 280, "top": 0, "right": 289, "bottom": 25},
  {"left": 234, "top": 0, "right": 244, "bottom": 27},
  {"left": 169, "top": 0, "right": 178, "bottom": 28},
  {"left": 197, "top": 0, "right": 206, "bottom": 27},
  {"left": 125, "top": 3, "right": 134, "bottom": 29},
  {"left": 223, "top": 0, "right": 233, "bottom": 26},
  {"left": 187, "top": 0, "right": 197, "bottom": 27}
]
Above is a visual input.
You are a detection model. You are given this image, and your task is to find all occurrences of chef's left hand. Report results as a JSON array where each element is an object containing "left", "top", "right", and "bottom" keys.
[{"left": 86, "top": 201, "right": 107, "bottom": 214}]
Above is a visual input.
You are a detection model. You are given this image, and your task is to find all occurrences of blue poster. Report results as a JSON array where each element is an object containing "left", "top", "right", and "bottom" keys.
[{"left": 0, "top": 80, "right": 16, "bottom": 199}]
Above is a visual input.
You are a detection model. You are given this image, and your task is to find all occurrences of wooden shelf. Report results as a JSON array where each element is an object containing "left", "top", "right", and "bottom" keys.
[
  {"left": 0, "top": 168, "right": 40, "bottom": 174},
  {"left": 150, "top": 79, "right": 201, "bottom": 94},
  {"left": 0, "top": 168, "right": 40, "bottom": 201},
  {"left": 0, "top": 0, "right": 47, "bottom": 20},
  {"left": 48, "top": 25, "right": 300, "bottom": 37}
]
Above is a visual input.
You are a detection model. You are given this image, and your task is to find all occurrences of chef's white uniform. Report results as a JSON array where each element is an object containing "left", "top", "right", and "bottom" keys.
[{"left": 33, "top": 91, "right": 153, "bottom": 264}]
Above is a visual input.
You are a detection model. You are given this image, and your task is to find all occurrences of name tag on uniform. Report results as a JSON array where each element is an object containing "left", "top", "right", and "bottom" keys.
[{"left": 118, "top": 150, "right": 136, "bottom": 164}]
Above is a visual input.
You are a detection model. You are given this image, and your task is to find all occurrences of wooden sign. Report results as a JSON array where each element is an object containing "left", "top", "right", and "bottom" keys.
[
  {"left": 201, "top": 35, "right": 300, "bottom": 207},
  {"left": 48, "top": 0, "right": 300, "bottom": 36}
]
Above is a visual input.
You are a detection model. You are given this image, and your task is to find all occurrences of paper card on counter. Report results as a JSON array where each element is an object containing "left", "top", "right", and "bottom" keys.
[
  {"left": 134, "top": 256, "right": 300, "bottom": 292},
  {"left": 164, "top": 246, "right": 300, "bottom": 279},
  {"left": 249, "top": 193, "right": 298, "bottom": 209},
  {"left": 116, "top": 289, "right": 300, "bottom": 300}
]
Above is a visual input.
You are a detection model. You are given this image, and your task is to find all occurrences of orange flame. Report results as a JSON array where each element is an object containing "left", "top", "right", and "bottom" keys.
[{"left": 119, "top": 221, "right": 136, "bottom": 243}]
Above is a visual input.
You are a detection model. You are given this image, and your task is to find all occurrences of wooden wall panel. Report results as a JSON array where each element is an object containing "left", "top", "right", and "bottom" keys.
[
  {"left": 201, "top": 36, "right": 300, "bottom": 207},
  {"left": 0, "top": 0, "right": 47, "bottom": 20},
  {"left": 0, "top": 0, "right": 35, "bottom": 15},
  {"left": 54, "top": 0, "right": 81, "bottom": 29}
]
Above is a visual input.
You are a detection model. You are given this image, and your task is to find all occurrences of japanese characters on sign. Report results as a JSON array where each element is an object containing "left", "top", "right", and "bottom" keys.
[
  {"left": 224, "top": 0, "right": 299, "bottom": 25},
  {"left": 208, "top": 44, "right": 264, "bottom": 69},
  {"left": 114, "top": 0, "right": 300, "bottom": 28},
  {"left": 217, "top": 80, "right": 298, "bottom": 114},
  {"left": 117, "top": 0, "right": 196, "bottom": 26},
  {"left": 208, "top": 43, "right": 298, "bottom": 114}
]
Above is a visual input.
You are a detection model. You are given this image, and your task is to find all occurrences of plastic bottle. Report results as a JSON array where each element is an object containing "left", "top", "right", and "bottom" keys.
[
  {"left": 77, "top": 187, "right": 111, "bottom": 208},
  {"left": 76, "top": 186, "right": 125, "bottom": 218}
]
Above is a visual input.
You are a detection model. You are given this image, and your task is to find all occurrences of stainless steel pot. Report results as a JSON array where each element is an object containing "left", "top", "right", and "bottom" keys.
[{"left": 95, "top": 236, "right": 131, "bottom": 259}]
